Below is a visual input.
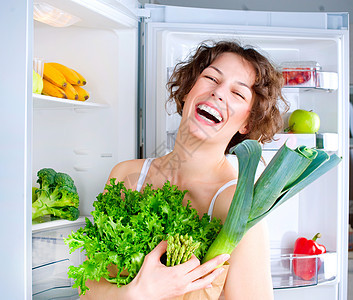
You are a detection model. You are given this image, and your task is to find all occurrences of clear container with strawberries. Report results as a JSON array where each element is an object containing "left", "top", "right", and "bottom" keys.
[{"left": 281, "top": 61, "right": 321, "bottom": 88}]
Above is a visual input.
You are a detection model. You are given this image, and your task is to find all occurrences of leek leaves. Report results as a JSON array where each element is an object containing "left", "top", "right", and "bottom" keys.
[{"left": 203, "top": 140, "right": 341, "bottom": 263}]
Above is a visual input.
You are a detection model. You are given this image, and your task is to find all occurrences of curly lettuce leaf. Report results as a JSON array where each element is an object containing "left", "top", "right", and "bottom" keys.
[{"left": 65, "top": 180, "right": 222, "bottom": 295}]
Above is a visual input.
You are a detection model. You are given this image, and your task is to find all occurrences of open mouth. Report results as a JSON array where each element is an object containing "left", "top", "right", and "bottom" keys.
[{"left": 196, "top": 104, "right": 223, "bottom": 124}]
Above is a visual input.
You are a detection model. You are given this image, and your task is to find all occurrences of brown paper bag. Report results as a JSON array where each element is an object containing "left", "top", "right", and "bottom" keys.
[{"left": 172, "top": 265, "right": 229, "bottom": 300}]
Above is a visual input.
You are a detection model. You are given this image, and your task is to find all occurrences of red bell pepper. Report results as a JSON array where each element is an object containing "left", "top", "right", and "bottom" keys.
[{"left": 293, "top": 233, "right": 327, "bottom": 280}]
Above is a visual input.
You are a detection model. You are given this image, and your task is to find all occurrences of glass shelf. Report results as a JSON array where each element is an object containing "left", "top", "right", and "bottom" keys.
[
  {"left": 32, "top": 216, "right": 88, "bottom": 233},
  {"left": 32, "top": 216, "right": 87, "bottom": 299},
  {"left": 33, "top": 94, "right": 108, "bottom": 109},
  {"left": 271, "top": 248, "right": 337, "bottom": 289},
  {"left": 282, "top": 72, "right": 338, "bottom": 92},
  {"left": 262, "top": 133, "right": 338, "bottom": 152}
]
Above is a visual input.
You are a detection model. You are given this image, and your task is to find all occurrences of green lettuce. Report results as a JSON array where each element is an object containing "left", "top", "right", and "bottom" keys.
[{"left": 64, "top": 180, "right": 222, "bottom": 295}]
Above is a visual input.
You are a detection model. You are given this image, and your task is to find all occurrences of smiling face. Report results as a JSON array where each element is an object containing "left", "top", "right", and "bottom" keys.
[{"left": 180, "top": 52, "right": 256, "bottom": 148}]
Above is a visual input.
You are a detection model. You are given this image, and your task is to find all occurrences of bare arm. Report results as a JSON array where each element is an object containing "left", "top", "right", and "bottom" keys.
[
  {"left": 224, "top": 220, "right": 273, "bottom": 300},
  {"left": 211, "top": 180, "right": 273, "bottom": 300}
]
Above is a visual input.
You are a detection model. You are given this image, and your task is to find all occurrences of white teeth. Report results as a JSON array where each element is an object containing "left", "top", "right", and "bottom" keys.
[{"left": 197, "top": 104, "right": 223, "bottom": 122}]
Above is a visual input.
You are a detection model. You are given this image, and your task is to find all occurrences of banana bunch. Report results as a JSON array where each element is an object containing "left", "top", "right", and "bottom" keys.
[{"left": 42, "top": 62, "right": 89, "bottom": 101}]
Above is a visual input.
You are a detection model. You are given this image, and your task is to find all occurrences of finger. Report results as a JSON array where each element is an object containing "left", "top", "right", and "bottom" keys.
[
  {"left": 173, "top": 254, "right": 200, "bottom": 272},
  {"left": 185, "top": 267, "right": 226, "bottom": 294},
  {"left": 186, "top": 254, "right": 230, "bottom": 281},
  {"left": 145, "top": 240, "right": 168, "bottom": 262},
  {"left": 152, "top": 240, "right": 168, "bottom": 256}
]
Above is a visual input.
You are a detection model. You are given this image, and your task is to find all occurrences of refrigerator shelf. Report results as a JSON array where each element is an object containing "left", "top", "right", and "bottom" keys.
[
  {"left": 32, "top": 216, "right": 87, "bottom": 299},
  {"left": 271, "top": 249, "right": 337, "bottom": 289},
  {"left": 33, "top": 94, "right": 108, "bottom": 109},
  {"left": 282, "top": 72, "right": 338, "bottom": 91},
  {"left": 262, "top": 133, "right": 338, "bottom": 152},
  {"left": 32, "top": 258, "right": 78, "bottom": 299},
  {"left": 32, "top": 216, "right": 88, "bottom": 233},
  {"left": 33, "top": 285, "right": 78, "bottom": 300}
]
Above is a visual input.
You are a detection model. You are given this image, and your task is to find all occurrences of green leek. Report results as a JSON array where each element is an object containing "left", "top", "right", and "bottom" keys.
[
  {"left": 202, "top": 140, "right": 341, "bottom": 263},
  {"left": 202, "top": 140, "right": 262, "bottom": 263}
]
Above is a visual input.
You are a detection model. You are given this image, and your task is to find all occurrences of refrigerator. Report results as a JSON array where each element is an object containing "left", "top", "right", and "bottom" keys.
[{"left": 0, "top": 1, "right": 349, "bottom": 299}]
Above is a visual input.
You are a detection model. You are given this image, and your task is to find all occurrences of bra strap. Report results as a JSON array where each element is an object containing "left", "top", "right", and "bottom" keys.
[
  {"left": 136, "top": 158, "right": 155, "bottom": 192},
  {"left": 207, "top": 179, "right": 237, "bottom": 219}
]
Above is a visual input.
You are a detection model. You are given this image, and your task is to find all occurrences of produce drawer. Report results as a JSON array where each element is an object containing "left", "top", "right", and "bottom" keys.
[
  {"left": 32, "top": 217, "right": 87, "bottom": 299},
  {"left": 271, "top": 248, "right": 337, "bottom": 289}
]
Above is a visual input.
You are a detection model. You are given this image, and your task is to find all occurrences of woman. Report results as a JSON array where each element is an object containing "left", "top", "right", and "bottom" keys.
[{"left": 82, "top": 40, "right": 287, "bottom": 299}]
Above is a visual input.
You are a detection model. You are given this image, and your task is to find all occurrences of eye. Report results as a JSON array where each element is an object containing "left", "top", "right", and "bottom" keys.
[
  {"left": 232, "top": 91, "right": 245, "bottom": 100},
  {"left": 205, "top": 75, "right": 218, "bottom": 83}
]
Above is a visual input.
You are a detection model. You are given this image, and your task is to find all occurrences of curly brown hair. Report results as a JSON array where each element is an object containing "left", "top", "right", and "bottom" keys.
[{"left": 167, "top": 40, "right": 289, "bottom": 153}]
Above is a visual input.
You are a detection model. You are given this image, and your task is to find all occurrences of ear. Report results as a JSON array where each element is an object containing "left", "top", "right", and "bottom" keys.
[{"left": 239, "top": 124, "right": 249, "bottom": 135}]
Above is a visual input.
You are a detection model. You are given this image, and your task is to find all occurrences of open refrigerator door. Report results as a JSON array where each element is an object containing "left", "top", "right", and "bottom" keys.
[
  {"left": 30, "top": 0, "right": 140, "bottom": 298},
  {"left": 140, "top": 4, "right": 349, "bottom": 299}
]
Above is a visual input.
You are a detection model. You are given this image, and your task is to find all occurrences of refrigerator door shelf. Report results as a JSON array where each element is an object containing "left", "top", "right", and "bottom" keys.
[
  {"left": 282, "top": 72, "right": 338, "bottom": 91},
  {"left": 271, "top": 249, "right": 337, "bottom": 289},
  {"left": 262, "top": 133, "right": 338, "bottom": 152},
  {"left": 33, "top": 94, "right": 109, "bottom": 110},
  {"left": 33, "top": 286, "right": 78, "bottom": 300},
  {"left": 32, "top": 217, "right": 87, "bottom": 298},
  {"left": 316, "top": 72, "right": 338, "bottom": 91},
  {"left": 32, "top": 259, "right": 77, "bottom": 299}
]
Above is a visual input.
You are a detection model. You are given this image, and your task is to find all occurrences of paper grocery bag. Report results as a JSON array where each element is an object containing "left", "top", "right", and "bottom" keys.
[{"left": 173, "top": 264, "right": 229, "bottom": 300}]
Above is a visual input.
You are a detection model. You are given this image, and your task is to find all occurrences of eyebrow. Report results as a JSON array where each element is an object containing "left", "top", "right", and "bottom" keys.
[{"left": 209, "top": 65, "right": 252, "bottom": 91}]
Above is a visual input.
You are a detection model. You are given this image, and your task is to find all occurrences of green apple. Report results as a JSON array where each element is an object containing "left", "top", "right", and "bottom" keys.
[
  {"left": 288, "top": 109, "right": 320, "bottom": 133},
  {"left": 33, "top": 70, "right": 43, "bottom": 94}
]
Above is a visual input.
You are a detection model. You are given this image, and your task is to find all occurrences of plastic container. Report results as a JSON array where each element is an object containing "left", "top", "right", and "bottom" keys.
[
  {"left": 281, "top": 61, "right": 321, "bottom": 88},
  {"left": 271, "top": 248, "right": 337, "bottom": 289},
  {"left": 33, "top": 58, "right": 44, "bottom": 95},
  {"left": 33, "top": 58, "right": 44, "bottom": 78}
]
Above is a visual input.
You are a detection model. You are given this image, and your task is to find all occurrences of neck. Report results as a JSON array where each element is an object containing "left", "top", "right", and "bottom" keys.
[{"left": 159, "top": 134, "right": 228, "bottom": 183}]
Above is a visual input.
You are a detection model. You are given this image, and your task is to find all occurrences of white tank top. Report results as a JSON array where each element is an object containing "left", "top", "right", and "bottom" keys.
[{"left": 135, "top": 158, "right": 237, "bottom": 219}]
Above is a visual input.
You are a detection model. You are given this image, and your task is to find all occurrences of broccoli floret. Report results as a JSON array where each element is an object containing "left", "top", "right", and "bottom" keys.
[
  {"left": 59, "top": 206, "right": 80, "bottom": 221},
  {"left": 37, "top": 168, "right": 56, "bottom": 194},
  {"left": 33, "top": 206, "right": 80, "bottom": 222},
  {"left": 55, "top": 172, "right": 78, "bottom": 193},
  {"left": 49, "top": 172, "right": 79, "bottom": 207},
  {"left": 46, "top": 206, "right": 80, "bottom": 221},
  {"left": 32, "top": 168, "right": 80, "bottom": 221}
]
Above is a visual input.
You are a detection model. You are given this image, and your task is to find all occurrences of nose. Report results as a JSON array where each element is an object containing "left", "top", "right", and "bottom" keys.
[
  {"left": 211, "top": 81, "right": 227, "bottom": 101},
  {"left": 212, "top": 91, "right": 223, "bottom": 102}
]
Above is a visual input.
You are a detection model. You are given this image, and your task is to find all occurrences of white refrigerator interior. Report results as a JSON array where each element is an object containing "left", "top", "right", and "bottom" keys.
[
  {"left": 142, "top": 4, "right": 349, "bottom": 300},
  {"left": 30, "top": 1, "right": 140, "bottom": 298},
  {"left": 1, "top": 0, "right": 349, "bottom": 299}
]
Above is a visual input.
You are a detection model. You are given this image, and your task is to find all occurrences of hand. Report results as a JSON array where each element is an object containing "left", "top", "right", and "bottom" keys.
[{"left": 129, "top": 240, "right": 229, "bottom": 300}]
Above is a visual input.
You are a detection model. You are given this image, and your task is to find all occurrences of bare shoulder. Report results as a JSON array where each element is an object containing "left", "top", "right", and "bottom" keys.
[{"left": 108, "top": 159, "right": 146, "bottom": 190}]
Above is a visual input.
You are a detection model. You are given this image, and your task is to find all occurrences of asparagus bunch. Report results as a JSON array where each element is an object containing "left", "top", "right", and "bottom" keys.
[{"left": 166, "top": 234, "right": 201, "bottom": 266}]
